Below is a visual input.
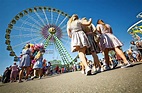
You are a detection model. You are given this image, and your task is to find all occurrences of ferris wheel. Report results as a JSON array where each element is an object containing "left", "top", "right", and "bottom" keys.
[
  {"left": 127, "top": 12, "right": 142, "bottom": 41},
  {"left": 5, "top": 6, "right": 78, "bottom": 64}
]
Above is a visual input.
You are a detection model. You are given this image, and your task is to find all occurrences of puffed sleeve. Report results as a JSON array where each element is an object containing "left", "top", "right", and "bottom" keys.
[{"left": 91, "top": 24, "right": 96, "bottom": 32}]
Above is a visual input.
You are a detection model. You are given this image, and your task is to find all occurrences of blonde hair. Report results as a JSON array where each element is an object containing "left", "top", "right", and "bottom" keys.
[
  {"left": 67, "top": 14, "right": 78, "bottom": 26},
  {"left": 34, "top": 51, "right": 42, "bottom": 60},
  {"left": 81, "top": 17, "right": 92, "bottom": 32},
  {"left": 24, "top": 44, "right": 30, "bottom": 49},
  {"left": 81, "top": 17, "right": 87, "bottom": 20}
]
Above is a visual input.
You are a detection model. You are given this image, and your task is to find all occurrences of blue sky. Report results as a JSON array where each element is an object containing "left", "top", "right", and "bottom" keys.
[{"left": 0, "top": 0, "right": 142, "bottom": 75}]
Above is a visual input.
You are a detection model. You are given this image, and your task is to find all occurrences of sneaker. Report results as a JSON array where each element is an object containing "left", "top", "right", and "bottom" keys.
[
  {"left": 25, "top": 78, "right": 31, "bottom": 81},
  {"left": 101, "top": 68, "right": 104, "bottom": 72},
  {"left": 104, "top": 66, "right": 111, "bottom": 71},
  {"left": 121, "top": 63, "right": 132, "bottom": 68},
  {"left": 38, "top": 77, "right": 42, "bottom": 79},
  {"left": 91, "top": 70, "right": 97, "bottom": 75},
  {"left": 10, "top": 81, "right": 13, "bottom": 83},
  {"left": 81, "top": 70, "right": 86, "bottom": 74},
  {"left": 112, "top": 62, "right": 118, "bottom": 69},
  {"left": 96, "top": 67, "right": 104, "bottom": 73},
  {"left": 31, "top": 76, "right": 36, "bottom": 80},
  {"left": 91, "top": 67, "right": 97, "bottom": 75},
  {"left": 85, "top": 67, "right": 91, "bottom": 76}
]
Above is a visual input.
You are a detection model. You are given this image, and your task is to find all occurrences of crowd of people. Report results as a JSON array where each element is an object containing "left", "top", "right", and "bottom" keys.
[
  {"left": 1, "top": 43, "right": 70, "bottom": 83},
  {"left": 67, "top": 14, "right": 142, "bottom": 76},
  {"left": 1, "top": 58, "right": 72, "bottom": 83},
  {"left": 1, "top": 13, "right": 142, "bottom": 83}
]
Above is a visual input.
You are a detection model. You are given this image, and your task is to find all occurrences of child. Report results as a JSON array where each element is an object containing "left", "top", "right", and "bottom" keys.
[{"left": 10, "top": 62, "right": 18, "bottom": 82}]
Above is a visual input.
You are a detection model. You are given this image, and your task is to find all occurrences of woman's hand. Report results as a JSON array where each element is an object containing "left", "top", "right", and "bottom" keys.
[
  {"left": 69, "top": 34, "right": 72, "bottom": 38},
  {"left": 67, "top": 29, "right": 72, "bottom": 38},
  {"left": 89, "top": 18, "right": 92, "bottom": 23}
]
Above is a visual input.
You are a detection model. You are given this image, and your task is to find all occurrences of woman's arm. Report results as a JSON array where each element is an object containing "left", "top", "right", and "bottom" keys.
[
  {"left": 67, "top": 28, "right": 72, "bottom": 38},
  {"left": 96, "top": 25, "right": 102, "bottom": 34},
  {"left": 81, "top": 18, "right": 92, "bottom": 26},
  {"left": 67, "top": 23, "right": 72, "bottom": 38}
]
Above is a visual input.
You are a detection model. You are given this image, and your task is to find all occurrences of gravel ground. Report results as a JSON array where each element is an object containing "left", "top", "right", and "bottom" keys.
[{"left": 0, "top": 62, "right": 142, "bottom": 93}]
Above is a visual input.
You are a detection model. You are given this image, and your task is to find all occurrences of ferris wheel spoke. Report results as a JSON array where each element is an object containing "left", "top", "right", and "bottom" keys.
[
  {"left": 13, "top": 26, "right": 40, "bottom": 33},
  {"left": 19, "top": 19, "right": 41, "bottom": 30},
  {"left": 51, "top": 10, "right": 53, "bottom": 24},
  {"left": 61, "top": 37, "right": 70, "bottom": 44},
  {"left": 42, "top": 9, "right": 50, "bottom": 25},
  {"left": 61, "top": 24, "right": 67, "bottom": 30},
  {"left": 34, "top": 10, "right": 46, "bottom": 26},
  {"left": 36, "top": 36, "right": 47, "bottom": 44},
  {"left": 27, "top": 14, "right": 43, "bottom": 27},
  {"left": 12, "top": 37, "right": 42, "bottom": 49},
  {"left": 38, "top": 37, "right": 47, "bottom": 44},
  {"left": 61, "top": 30, "right": 67, "bottom": 37},
  {"left": 60, "top": 31, "right": 68, "bottom": 36},
  {"left": 56, "top": 29, "right": 62, "bottom": 36},
  {"left": 61, "top": 34, "right": 69, "bottom": 39},
  {"left": 11, "top": 34, "right": 41, "bottom": 38},
  {"left": 33, "top": 37, "right": 46, "bottom": 44},
  {"left": 58, "top": 16, "right": 68, "bottom": 27},
  {"left": 62, "top": 29, "right": 68, "bottom": 34},
  {"left": 55, "top": 13, "right": 61, "bottom": 25}
]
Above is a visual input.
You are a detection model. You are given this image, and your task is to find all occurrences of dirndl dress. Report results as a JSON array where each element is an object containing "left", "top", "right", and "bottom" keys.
[
  {"left": 67, "top": 20, "right": 90, "bottom": 52},
  {"left": 96, "top": 24, "right": 123, "bottom": 51},
  {"left": 19, "top": 49, "right": 31, "bottom": 67},
  {"left": 33, "top": 56, "right": 43, "bottom": 69}
]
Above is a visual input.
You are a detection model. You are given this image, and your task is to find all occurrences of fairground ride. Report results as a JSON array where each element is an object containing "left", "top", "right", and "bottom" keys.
[
  {"left": 127, "top": 12, "right": 142, "bottom": 41},
  {"left": 5, "top": 6, "right": 78, "bottom": 65}
]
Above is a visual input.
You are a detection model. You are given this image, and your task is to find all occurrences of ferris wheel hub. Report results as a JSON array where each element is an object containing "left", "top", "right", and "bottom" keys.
[{"left": 48, "top": 27, "right": 56, "bottom": 34}]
